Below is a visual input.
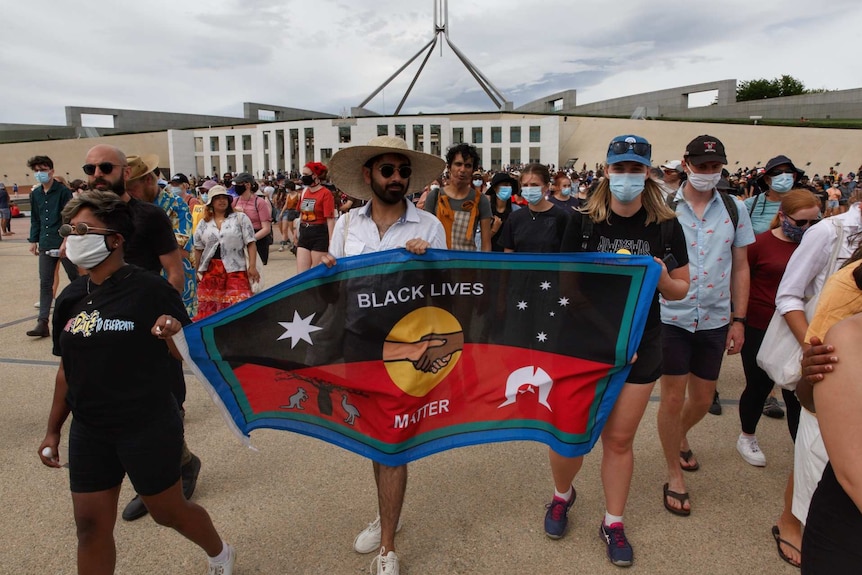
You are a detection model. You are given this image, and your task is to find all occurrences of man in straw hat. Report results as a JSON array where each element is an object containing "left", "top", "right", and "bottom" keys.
[{"left": 323, "top": 135, "right": 446, "bottom": 575}]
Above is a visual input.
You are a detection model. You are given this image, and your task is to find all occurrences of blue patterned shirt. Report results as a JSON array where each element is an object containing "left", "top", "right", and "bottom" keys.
[{"left": 661, "top": 189, "right": 755, "bottom": 332}]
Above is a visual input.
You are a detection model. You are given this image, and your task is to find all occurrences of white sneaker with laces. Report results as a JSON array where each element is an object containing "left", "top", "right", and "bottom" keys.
[
  {"left": 354, "top": 514, "right": 404, "bottom": 554},
  {"left": 737, "top": 434, "right": 766, "bottom": 467},
  {"left": 370, "top": 547, "right": 399, "bottom": 575},
  {"left": 207, "top": 543, "right": 236, "bottom": 575}
]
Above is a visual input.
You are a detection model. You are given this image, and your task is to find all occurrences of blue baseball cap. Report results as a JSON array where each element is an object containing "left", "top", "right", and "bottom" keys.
[{"left": 606, "top": 135, "right": 652, "bottom": 167}]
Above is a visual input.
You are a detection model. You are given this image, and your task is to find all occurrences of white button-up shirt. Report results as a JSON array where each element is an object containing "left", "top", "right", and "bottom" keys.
[
  {"left": 661, "top": 189, "right": 755, "bottom": 332},
  {"left": 329, "top": 199, "right": 447, "bottom": 258}
]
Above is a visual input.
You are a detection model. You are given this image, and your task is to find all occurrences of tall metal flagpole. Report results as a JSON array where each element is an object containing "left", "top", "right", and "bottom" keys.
[{"left": 358, "top": 0, "right": 512, "bottom": 115}]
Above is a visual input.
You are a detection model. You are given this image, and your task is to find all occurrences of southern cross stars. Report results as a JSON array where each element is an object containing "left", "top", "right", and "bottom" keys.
[
  {"left": 277, "top": 311, "right": 323, "bottom": 348},
  {"left": 517, "top": 301, "right": 528, "bottom": 310}
]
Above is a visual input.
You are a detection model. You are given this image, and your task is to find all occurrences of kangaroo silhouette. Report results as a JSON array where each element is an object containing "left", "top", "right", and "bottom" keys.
[
  {"left": 281, "top": 387, "right": 308, "bottom": 410},
  {"left": 341, "top": 393, "right": 360, "bottom": 425}
]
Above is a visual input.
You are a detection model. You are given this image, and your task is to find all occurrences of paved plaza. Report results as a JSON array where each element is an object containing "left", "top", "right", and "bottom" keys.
[{"left": 0, "top": 216, "right": 799, "bottom": 574}]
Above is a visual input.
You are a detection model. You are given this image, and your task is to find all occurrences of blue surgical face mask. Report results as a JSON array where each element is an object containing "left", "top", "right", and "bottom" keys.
[
  {"left": 561, "top": 187, "right": 573, "bottom": 197},
  {"left": 34, "top": 171, "right": 51, "bottom": 185},
  {"left": 770, "top": 173, "right": 794, "bottom": 193},
  {"left": 608, "top": 173, "right": 645, "bottom": 203},
  {"left": 496, "top": 186, "right": 512, "bottom": 201},
  {"left": 473, "top": 179, "right": 484, "bottom": 187},
  {"left": 168, "top": 186, "right": 183, "bottom": 196},
  {"left": 521, "top": 186, "right": 544, "bottom": 205}
]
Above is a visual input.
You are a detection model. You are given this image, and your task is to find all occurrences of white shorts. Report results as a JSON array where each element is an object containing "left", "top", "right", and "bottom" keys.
[{"left": 792, "top": 407, "right": 828, "bottom": 525}]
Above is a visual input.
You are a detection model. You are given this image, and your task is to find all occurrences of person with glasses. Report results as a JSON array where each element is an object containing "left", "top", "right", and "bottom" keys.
[
  {"left": 37, "top": 190, "right": 236, "bottom": 575},
  {"left": 323, "top": 135, "right": 446, "bottom": 575},
  {"left": 26, "top": 155, "right": 79, "bottom": 338},
  {"left": 424, "top": 143, "right": 491, "bottom": 252},
  {"left": 296, "top": 162, "right": 336, "bottom": 273},
  {"left": 737, "top": 190, "right": 820, "bottom": 471},
  {"left": 658, "top": 160, "right": 684, "bottom": 199},
  {"left": 745, "top": 155, "right": 806, "bottom": 235},
  {"left": 658, "top": 135, "right": 755, "bottom": 515},
  {"left": 543, "top": 135, "right": 689, "bottom": 566},
  {"left": 82, "top": 145, "right": 201, "bottom": 524}
]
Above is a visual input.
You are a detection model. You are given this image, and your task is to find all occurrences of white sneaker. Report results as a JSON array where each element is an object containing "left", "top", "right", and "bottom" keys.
[
  {"left": 207, "top": 543, "right": 236, "bottom": 575},
  {"left": 354, "top": 514, "right": 404, "bottom": 554},
  {"left": 737, "top": 434, "right": 766, "bottom": 467},
  {"left": 33, "top": 301, "right": 40, "bottom": 308},
  {"left": 370, "top": 547, "right": 399, "bottom": 575}
]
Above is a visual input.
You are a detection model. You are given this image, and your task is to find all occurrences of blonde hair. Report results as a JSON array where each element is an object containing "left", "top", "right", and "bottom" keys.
[{"left": 583, "top": 176, "right": 677, "bottom": 225}]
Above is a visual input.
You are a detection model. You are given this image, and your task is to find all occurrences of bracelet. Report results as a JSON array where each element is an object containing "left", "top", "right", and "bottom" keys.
[{"left": 732, "top": 316, "right": 747, "bottom": 324}]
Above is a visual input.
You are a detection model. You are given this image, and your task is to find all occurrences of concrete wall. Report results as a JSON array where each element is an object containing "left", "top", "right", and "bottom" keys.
[
  {"left": 242, "top": 103, "right": 338, "bottom": 122},
  {"left": 571, "top": 80, "right": 738, "bottom": 118},
  {"left": 65, "top": 106, "right": 252, "bottom": 132},
  {"left": 516, "top": 90, "right": 578, "bottom": 114}
]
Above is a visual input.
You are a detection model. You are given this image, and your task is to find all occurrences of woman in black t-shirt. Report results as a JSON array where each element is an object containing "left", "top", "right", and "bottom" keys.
[
  {"left": 485, "top": 172, "right": 521, "bottom": 252},
  {"left": 542, "top": 135, "right": 690, "bottom": 566},
  {"left": 38, "top": 191, "right": 236, "bottom": 574},
  {"left": 499, "top": 164, "right": 570, "bottom": 253}
]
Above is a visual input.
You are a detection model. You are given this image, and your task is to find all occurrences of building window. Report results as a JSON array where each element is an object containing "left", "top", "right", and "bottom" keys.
[
  {"left": 491, "top": 126, "right": 502, "bottom": 143},
  {"left": 529, "top": 146, "right": 541, "bottom": 164},
  {"left": 413, "top": 124, "right": 424, "bottom": 151},
  {"left": 210, "top": 137, "right": 219, "bottom": 152},
  {"left": 226, "top": 136, "right": 235, "bottom": 151},
  {"left": 430, "top": 124, "right": 442, "bottom": 156},
  {"left": 490, "top": 148, "right": 502, "bottom": 170},
  {"left": 377, "top": 125, "right": 389, "bottom": 136},
  {"left": 242, "top": 135, "right": 252, "bottom": 150},
  {"left": 338, "top": 126, "right": 351, "bottom": 143},
  {"left": 551, "top": 98, "right": 564, "bottom": 112},
  {"left": 321, "top": 148, "right": 333, "bottom": 164},
  {"left": 395, "top": 124, "right": 406, "bottom": 140},
  {"left": 472, "top": 127, "right": 483, "bottom": 144},
  {"left": 509, "top": 147, "right": 521, "bottom": 167},
  {"left": 194, "top": 137, "right": 203, "bottom": 153},
  {"left": 452, "top": 127, "right": 464, "bottom": 144},
  {"left": 529, "top": 126, "right": 541, "bottom": 143},
  {"left": 510, "top": 126, "right": 521, "bottom": 143}
]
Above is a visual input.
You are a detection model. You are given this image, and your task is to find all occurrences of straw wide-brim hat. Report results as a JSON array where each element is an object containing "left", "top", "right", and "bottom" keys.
[
  {"left": 205, "top": 185, "right": 230, "bottom": 206},
  {"left": 127, "top": 154, "right": 160, "bottom": 182},
  {"left": 328, "top": 136, "right": 445, "bottom": 201}
]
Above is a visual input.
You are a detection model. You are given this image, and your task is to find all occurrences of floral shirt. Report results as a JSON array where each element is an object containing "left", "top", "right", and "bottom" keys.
[{"left": 193, "top": 212, "right": 256, "bottom": 274}]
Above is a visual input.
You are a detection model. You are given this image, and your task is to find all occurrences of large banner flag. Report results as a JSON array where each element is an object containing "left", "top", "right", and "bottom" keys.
[{"left": 177, "top": 249, "right": 661, "bottom": 466}]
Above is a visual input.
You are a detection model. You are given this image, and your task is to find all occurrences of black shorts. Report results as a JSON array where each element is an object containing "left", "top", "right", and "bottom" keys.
[
  {"left": 627, "top": 324, "right": 663, "bottom": 384},
  {"left": 661, "top": 323, "right": 729, "bottom": 381},
  {"left": 286, "top": 209, "right": 299, "bottom": 222},
  {"left": 297, "top": 223, "right": 330, "bottom": 252},
  {"left": 68, "top": 407, "right": 183, "bottom": 495}
]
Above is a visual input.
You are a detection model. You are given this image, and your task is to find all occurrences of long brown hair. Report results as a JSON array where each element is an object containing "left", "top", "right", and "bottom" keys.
[
  {"left": 583, "top": 176, "right": 676, "bottom": 225},
  {"left": 769, "top": 189, "right": 820, "bottom": 229}
]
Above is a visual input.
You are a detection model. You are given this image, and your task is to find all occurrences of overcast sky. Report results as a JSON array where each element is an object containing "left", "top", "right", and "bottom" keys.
[{"left": 4, "top": 0, "right": 861, "bottom": 126}]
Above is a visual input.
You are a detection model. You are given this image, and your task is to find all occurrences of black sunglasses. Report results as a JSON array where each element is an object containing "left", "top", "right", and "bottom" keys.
[
  {"left": 610, "top": 141, "right": 651, "bottom": 157},
  {"left": 768, "top": 169, "right": 796, "bottom": 177},
  {"left": 784, "top": 214, "right": 820, "bottom": 228},
  {"left": 59, "top": 222, "right": 119, "bottom": 238},
  {"left": 377, "top": 164, "right": 412, "bottom": 179},
  {"left": 82, "top": 162, "right": 124, "bottom": 176}
]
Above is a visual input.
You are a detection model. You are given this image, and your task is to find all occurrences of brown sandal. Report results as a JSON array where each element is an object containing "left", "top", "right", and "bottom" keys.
[
  {"left": 663, "top": 483, "right": 691, "bottom": 516},
  {"left": 680, "top": 449, "right": 700, "bottom": 472}
]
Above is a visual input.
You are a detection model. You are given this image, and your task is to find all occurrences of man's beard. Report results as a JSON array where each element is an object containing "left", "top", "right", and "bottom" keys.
[
  {"left": 371, "top": 180, "right": 406, "bottom": 205},
  {"left": 91, "top": 176, "right": 125, "bottom": 196}
]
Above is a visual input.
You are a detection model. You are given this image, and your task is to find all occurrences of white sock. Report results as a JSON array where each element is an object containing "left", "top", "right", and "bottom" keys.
[
  {"left": 605, "top": 512, "right": 623, "bottom": 526},
  {"left": 208, "top": 541, "right": 231, "bottom": 564},
  {"left": 554, "top": 486, "right": 573, "bottom": 501}
]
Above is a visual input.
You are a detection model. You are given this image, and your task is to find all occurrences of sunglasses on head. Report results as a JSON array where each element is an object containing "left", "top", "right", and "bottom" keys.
[
  {"left": 377, "top": 164, "right": 412, "bottom": 179},
  {"left": 610, "top": 141, "right": 651, "bottom": 157},
  {"left": 82, "top": 162, "right": 123, "bottom": 176},
  {"left": 59, "top": 222, "right": 119, "bottom": 238},
  {"left": 784, "top": 214, "right": 820, "bottom": 227}
]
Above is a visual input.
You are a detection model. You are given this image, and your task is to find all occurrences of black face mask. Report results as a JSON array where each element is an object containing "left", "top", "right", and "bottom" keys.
[
  {"left": 235, "top": 183, "right": 246, "bottom": 194},
  {"left": 301, "top": 175, "right": 315, "bottom": 186}
]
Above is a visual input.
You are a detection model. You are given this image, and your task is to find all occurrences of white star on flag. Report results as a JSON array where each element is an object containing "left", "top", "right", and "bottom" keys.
[
  {"left": 536, "top": 332, "right": 547, "bottom": 342},
  {"left": 517, "top": 301, "right": 528, "bottom": 310},
  {"left": 540, "top": 281, "right": 551, "bottom": 291},
  {"left": 549, "top": 311, "right": 556, "bottom": 317},
  {"left": 277, "top": 311, "right": 323, "bottom": 348},
  {"left": 559, "top": 297, "right": 569, "bottom": 307}
]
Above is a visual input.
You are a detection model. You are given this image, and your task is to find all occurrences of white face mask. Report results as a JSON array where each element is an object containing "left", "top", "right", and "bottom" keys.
[
  {"left": 65, "top": 234, "right": 114, "bottom": 269},
  {"left": 686, "top": 170, "right": 722, "bottom": 192}
]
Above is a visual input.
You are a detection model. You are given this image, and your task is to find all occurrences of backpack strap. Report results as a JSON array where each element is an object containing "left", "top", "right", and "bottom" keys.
[
  {"left": 719, "top": 191, "right": 739, "bottom": 231},
  {"left": 579, "top": 214, "right": 593, "bottom": 252},
  {"left": 747, "top": 193, "right": 760, "bottom": 216},
  {"left": 659, "top": 219, "right": 674, "bottom": 256}
]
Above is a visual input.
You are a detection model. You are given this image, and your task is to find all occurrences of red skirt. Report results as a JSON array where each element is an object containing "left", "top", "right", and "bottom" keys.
[{"left": 193, "top": 259, "right": 253, "bottom": 321}]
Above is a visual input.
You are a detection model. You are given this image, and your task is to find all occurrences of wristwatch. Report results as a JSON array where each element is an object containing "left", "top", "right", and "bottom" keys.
[{"left": 732, "top": 316, "right": 747, "bottom": 324}]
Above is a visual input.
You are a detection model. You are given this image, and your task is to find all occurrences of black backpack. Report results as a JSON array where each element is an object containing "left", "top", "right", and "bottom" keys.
[{"left": 666, "top": 191, "right": 739, "bottom": 230}]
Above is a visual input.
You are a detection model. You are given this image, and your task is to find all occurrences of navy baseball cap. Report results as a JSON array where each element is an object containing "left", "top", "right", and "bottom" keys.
[{"left": 606, "top": 135, "right": 652, "bottom": 167}]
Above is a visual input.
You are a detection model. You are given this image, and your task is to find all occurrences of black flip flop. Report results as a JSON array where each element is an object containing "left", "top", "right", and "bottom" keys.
[
  {"left": 771, "top": 525, "right": 801, "bottom": 568},
  {"left": 680, "top": 449, "right": 700, "bottom": 472},
  {"left": 663, "top": 483, "right": 691, "bottom": 517}
]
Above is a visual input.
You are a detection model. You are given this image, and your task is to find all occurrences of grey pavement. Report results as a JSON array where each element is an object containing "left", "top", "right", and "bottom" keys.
[{"left": 1, "top": 216, "right": 799, "bottom": 574}]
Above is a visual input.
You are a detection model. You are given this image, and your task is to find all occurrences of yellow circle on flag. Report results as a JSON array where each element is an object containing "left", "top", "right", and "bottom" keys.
[{"left": 616, "top": 249, "right": 632, "bottom": 255}]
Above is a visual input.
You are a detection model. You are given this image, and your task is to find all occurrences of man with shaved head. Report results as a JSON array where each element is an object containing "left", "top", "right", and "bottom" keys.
[{"left": 82, "top": 144, "right": 202, "bottom": 522}]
